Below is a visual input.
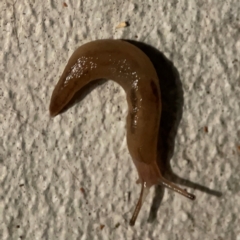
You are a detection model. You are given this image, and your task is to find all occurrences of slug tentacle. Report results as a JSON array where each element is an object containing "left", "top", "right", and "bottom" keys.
[
  {"left": 130, "top": 182, "right": 150, "bottom": 226},
  {"left": 49, "top": 39, "right": 195, "bottom": 225},
  {"left": 158, "top": 177, "right": 195, "bottom": 200}
]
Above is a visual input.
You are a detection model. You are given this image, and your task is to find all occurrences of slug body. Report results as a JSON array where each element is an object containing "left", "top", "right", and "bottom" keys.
[{"left": 49, "top": 39, "right": 195, "bottom": 225}]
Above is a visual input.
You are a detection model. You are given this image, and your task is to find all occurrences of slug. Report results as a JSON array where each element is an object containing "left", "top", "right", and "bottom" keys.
[{"left": 49, "top": 39, "right": 195, "bottom": 226}]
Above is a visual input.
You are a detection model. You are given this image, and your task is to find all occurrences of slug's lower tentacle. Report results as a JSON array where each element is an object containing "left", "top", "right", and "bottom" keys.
[{"left": 130, "top": 182, "right": 150, "bottom": 226}]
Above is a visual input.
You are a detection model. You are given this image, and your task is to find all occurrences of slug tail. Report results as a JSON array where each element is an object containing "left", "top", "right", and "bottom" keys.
[
  {"left": 129, "top": 182, "right": 150, "bottom": 226},
  {"left": 158, "top": 177, "right": 195, "bottom": 200}
]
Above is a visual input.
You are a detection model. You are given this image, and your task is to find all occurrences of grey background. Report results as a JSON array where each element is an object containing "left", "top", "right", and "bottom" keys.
[{"left": 0, "top": 0, "right": 240, "bottom": 239}]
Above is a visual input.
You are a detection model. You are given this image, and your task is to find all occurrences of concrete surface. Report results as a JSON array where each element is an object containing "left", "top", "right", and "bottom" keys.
[{"left": 0, "top": 0, "right": 240, "bottom": 239}]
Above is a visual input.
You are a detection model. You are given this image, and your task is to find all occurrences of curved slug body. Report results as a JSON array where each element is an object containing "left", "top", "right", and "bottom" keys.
[{"left": 49, "top": 39, "right": 195, "bottom": 225}]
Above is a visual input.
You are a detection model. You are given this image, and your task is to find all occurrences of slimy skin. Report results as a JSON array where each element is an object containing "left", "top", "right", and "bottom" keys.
[{"left": 49, "top": 39, "right": 195, "bottom": 226}]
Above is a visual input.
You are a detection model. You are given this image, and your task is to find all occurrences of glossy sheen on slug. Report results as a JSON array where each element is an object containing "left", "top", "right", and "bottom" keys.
[{"left": 49, "top": 39, "right": 195, "bottom": 226}]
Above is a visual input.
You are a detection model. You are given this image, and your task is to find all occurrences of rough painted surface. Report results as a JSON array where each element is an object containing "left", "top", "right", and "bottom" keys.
[{"left": 0, "top": 1, "right": 240, "bottom": 239}]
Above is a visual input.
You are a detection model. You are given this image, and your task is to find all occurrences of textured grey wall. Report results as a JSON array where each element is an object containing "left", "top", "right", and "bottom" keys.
[{"left": 1, "top": 1, "right": 240, "bottom": 239}]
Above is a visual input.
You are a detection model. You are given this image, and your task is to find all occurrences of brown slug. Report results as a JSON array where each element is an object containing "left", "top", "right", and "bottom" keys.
[{"left": 49, "top": 39, "right": 195, "bottom": 226}]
